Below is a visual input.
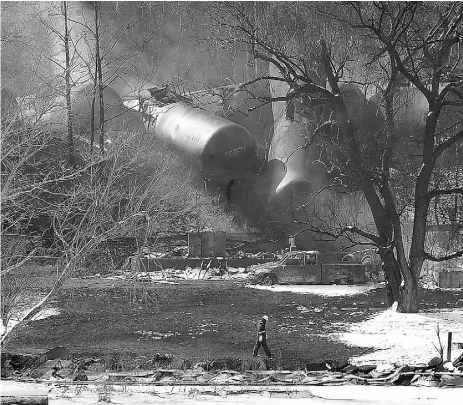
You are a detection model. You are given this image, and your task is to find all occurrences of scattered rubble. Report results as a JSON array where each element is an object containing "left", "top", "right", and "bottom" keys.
[
  {"left": 105, "top": 266, "right": 254, "bottom": 283},
  {"left": 234, "top": 251, "right": 280, "bottom": 260},
  {"left": 419, "top": 274, "right": 439, "bottom": 289},
  {"left": 156, "top": 247, "right": 277, "bottom": 262},
  {"left": 135, "top": 243, "right": 280, "bottom": 261},
  {"left": 3, "top": 348, "right": 463, "bottom": 388},
  {"left": 135, "top": 330, "right": 181, "bottom": 340},
  {"left": 140, "top": 245, "right": 189, "bottom": 259},
  {"left": 324, "top": 354, "right": 463, "bottom": 387}
]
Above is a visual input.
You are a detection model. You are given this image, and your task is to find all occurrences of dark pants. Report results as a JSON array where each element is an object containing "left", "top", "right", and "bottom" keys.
[{"left": 252, "top": 337, "right": 272, "bottom": 357}]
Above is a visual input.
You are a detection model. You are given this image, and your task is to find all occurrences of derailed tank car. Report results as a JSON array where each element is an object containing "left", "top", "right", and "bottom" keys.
[
  {"left": 125, "top": 88, "right": 257, "bottom": 186},
  {"left": 263, "top": 65, "right": 328, "bottom": 204}
]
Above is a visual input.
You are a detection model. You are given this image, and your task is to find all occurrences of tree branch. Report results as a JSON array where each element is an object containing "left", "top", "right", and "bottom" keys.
[
  {"left": 341, "top": 225, "right": 382, "bottom": 245},
  {"left": 424, "top": 249, "right": 463, "bottom": 262},
  {"left": 1, "top": 249, "right": 38, "bottom": 276},
  {"left": 429, "top": 187, "right": 463, "bottom": 200},
  {"left": 296, "top": 182, "right": 344, "bottom": 211},
  {"left": 433, "top": 129, "right": 463, "bottom": 159}
]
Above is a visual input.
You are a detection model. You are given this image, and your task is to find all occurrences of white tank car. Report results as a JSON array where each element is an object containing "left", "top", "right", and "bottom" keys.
[{"left": 125, "top": 91, "right": 257, "bottom": 185}]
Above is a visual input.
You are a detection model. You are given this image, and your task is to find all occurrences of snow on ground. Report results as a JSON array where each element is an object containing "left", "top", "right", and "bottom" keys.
[
  {"left": 339, "top": 308, "right": 463, "bottom": 365},
  {"left": 247, "top": 283, "right": 381, "bottom": 296},
  {"left": 2, "top": 377, "right": 454, "bottom": 405},
  {"left": 43, "top": 384, "right": 455, "bottom": 404},
  {"left": 49, "top": 393, "right": 310, "bottom": 405},
  {"left": 247, "top": 281, "right": 463, "bottom": 366},
  {"left": 0, "top": 302, "right": 60, "bottom": 337}
]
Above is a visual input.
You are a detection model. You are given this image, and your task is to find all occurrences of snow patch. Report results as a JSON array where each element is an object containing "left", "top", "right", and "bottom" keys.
[
  {"left": 1, "top": 306, "right": 61, "bottom": 337},
  {"left": 339, "top": 308, "right": 463, "bottom": 365},
  {"left": 247, "top": 284, "right": 380, "bottom": 296}
]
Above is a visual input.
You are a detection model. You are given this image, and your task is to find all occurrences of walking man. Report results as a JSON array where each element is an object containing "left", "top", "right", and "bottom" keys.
[{"left": 252, "top": 315, "right": 272, "bottom": 358}]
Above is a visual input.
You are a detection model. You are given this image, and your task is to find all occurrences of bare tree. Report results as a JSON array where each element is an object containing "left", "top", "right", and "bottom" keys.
[
  {"left": 82, "top": 0, "right": 106, "bottom": 152},
  {"left": 205, "top": 1, "right": 463, "bottom": 312},
  {"left": 94, "top": 1, "right": 105, "bottom": 151},
  {"left": 0, "top": 116, "right": 196, "bottom": 346},
  {"left": 62, "top": 1, "right": 75, "bottom": 166}
]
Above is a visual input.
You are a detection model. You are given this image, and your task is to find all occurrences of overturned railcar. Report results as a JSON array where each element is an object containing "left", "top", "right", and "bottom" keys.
[
  {"left": 125, "top": 90, "right": 257, "bottom": 185},
  {"left": 264, "top": 77, "right": 389, "bottom": 203},
  {"left": 266, "top": 116, "right": 316, "bottom": 199},
  {"left": 263, "top": 65, "right": 327, "bottom": 203}
]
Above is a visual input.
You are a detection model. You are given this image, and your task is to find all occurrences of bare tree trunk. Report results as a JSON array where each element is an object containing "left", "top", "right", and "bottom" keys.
[
  {"left": 322, "top": 61, "right": 406, "bottom": 308},
  {"left": 90, "top": 62, "right": 98, "bottom": 153},
  {"left": 94, "top": 1, "right": 105, "bottom": 153},
  {"left": 401, "top": 272, "right": 418, "bottom": 313},
  {"left": 381, "top": 249, "right": 402, "bottom": 307},
  {"left": 405, "top": 112, "right": 439, "bottom": 312},
  {"left": 63, "top": 1, "right": 75, "bottom": 166},
  {"left": 1, "top": 260, "right": 73, "bottom": 348}
]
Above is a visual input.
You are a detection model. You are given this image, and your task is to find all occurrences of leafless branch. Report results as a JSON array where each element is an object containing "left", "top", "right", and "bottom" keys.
[
  {"left": 429, "top": 187, "right": 463, "bottom": 200},
  {"left": 296, "top": 183, "right": 343, "bottom": 211},
  {"left": 432, "top": 323, "right": 444, "bottom": 359},
  {"left": 433, "top": 129, "right": 463, "bottom": 159},
  {"left": 0, "top": 249, "right": 38, "bottom": 276},
  {"left": 424, "top": 249, "right": 463, "bottom": 262}
]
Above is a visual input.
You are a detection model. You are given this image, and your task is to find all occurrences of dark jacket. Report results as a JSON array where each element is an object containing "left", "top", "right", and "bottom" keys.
[{"left": 257, "top": 319, "right": 267, "bottom": 338}]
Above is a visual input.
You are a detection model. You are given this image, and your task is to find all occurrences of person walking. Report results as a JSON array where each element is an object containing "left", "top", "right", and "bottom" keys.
[{"left": 252, "top": 315, "right": 273, "bottom": 358}]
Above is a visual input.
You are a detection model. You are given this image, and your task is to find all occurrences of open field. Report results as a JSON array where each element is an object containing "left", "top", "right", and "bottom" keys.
[{"left": 4, "top": 266, "right": 463, "bottom": 368}]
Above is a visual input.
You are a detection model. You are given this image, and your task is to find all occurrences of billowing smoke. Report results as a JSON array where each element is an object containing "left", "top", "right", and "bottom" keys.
[
  {"left": 7, "top": 2, "right": 455, "bottom": 251},
  {"left": 3, "top": 2, "right": 245, "bottom": 98}
]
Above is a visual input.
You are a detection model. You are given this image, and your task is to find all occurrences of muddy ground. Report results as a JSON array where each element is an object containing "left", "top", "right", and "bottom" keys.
[{"left": 4, "top": 266, "right": 462, "bottom": 368}]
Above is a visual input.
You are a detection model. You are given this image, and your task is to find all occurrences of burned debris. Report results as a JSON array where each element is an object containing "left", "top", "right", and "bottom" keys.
[{"left": 3, "top": 346, "right": 463, "bottom": 388}]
